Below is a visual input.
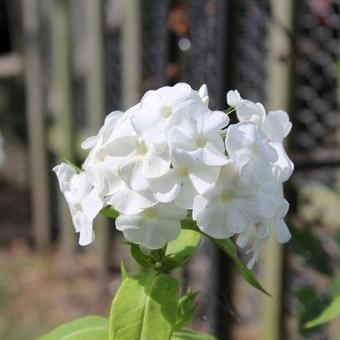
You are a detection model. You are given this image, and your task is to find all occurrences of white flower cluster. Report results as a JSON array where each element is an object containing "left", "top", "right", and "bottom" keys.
[{"left": 54, "top": 83, "right": 293, "bottom": 267}]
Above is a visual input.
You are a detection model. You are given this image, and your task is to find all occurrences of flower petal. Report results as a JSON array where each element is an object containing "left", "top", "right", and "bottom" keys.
[
  {"left": 108, "top": 184, "right": 155, "bottom": 215},
  {"left": 81, "top": 189, "right": 104, "bottom": 221},
  {"left": 195, "top": 201, "right": 234, "bottom": 239},
  {"left": 141, "top": 152, "right": 170, "bottom": 178},
  {"left": 174, "top": 177, "right": 198, "bottom": 209},
  {"left": 262, "top": 110, "right": 292, "bottom": 142},
  {"left": 53, "top": 163, "right": 77, "bottom": 193},
  {"left": 119, "top": 157, "right": 149, "bottom": 191},
  {"left": 275, "top": 219, "right": 291, "bottom": 243}
]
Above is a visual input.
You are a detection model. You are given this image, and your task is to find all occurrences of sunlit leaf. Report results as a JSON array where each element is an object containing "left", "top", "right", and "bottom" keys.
[
  {"left": 296, "top": 286, "right": 328, "bottom": 335},
  {"left": 181, "top": 220, "right": 269, "bottom": 296},
  {"left": 212, "top": 238, "right": 270, "bottom": 296},
  {"left": 164, "top": 229, "right": 202, "bottom": 270},
  {"left": 101, "top": 206, "right": 119, "bottom": 219},
  {"left": 305, "top": 294, "right": 340, "bottom": 328},
  {"left": 39, "top": 315, "right": 108, "bottom": 340},
  {"left": 176, "top": 291, "right": 198, "bottom": 329},
  {"left": 109, "top": 272, "right": 178, "bottom": 340}
]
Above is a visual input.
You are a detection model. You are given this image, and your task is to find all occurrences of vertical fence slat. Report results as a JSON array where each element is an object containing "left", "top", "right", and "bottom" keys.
[
  {"left": 119, "top": 0, "right": 142, "bottom": 273},
  {"left": 49, "top": 0, "right": 76, "bottom": 256},
  {"left": 331, "top": 17, "right": 340, "bottom": 338},
  {"left": 122, "top": 0, "right": 141, "bottom": 109},
  {"left": 260, "top": 1, "right": 293, "bottom": 339},
  {"left": 85, "top": 0, "right": 111, "bottom": 277},
  {"left": 22, "top": 0, "right": 50, "bottom": 251}
]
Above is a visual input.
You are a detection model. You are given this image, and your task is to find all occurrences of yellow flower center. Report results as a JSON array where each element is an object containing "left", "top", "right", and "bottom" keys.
[
  {"left": 144, "top": 208, "right": 156, "bottom": 219},
  {"left": 250, "top": 144, "right": 259, "bottom": 155},
  {"left": 137, "top": 141, "right": 148, "bottom": 156},
  {"left": 161, "top": 105, "right": 172, "bottom": 118},
  {"left": 178, "top": 166, "right": 189, "bottom": 177},
  {"left": 220, "top": 191, "right": 234, "bottom": 202},
  {"left": 196, "top": 135, "right": 207, "bottom": 148},
  {"left": 95, "top": 149, "right": 106, "bottom": 163}
]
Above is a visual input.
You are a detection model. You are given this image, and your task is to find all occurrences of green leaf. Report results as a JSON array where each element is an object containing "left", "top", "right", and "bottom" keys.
[
  {"left": 176, "top": 292, "right": 198, "bottom": 329},
  {"left": 130, "top": 244, "right": 154, "bottom": 269},
  {"left": 120, "top": 262, "right": 129, "bottom": 280},
  {"left": 305, "top": 294, "right": 340, "bottom": 328},
  {"left": 39, "top": 315, "right": 108, "bottom": 340},
  {"left": 171, "top": 329, "right": 216, "bottom": 340},
  {"left": 296, "top": 286, "right": 328, "bottom": 335},
  {"left": 101, "top": 206, "right": 119, "bottom": 219},
  {"left": 129, "top": 229, "right": 202, "bottom": 271},
  {"left": 213, "top": 238, "right": 270, "bottom": 296},
  {"left": 181, "top": 220, "right": 269, "bottom": 296},
  {"left": 110, "top": 271, "right": 178, "bottom": 340},
  {"left": 164, "top": 229, "right": 202, "bottom": 270}
]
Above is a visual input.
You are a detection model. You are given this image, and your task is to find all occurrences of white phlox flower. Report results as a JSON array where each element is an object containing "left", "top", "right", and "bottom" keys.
[
  {"left": 226, "top": 91, "right": 294, "bottom": 183},
  {"left": 237, "top": 181, "right": 291, "bottom": 269},
  {"left": 227, "top": 90, "right": 266, "bottom": 124},
  {"left": 225, "top": 122, "right": 278, "bottom": 185},
  {"left": 237, "top": 198, "right": 291, "bottom": 269},
  {"left": 224, "top": 90, "right": 293, "bottom": 266},
  {"left": 130, "top": 82, "right": 203, "bottom": 147},
  {"left": 237, "top": 223, "right": 271, "bottom": 269},
  {"left": 82, "top": 136, "right": 157, "bottom": 214},
  {"left": 148, "top": 149, "right": 220, "bottom": 209},
  {"left": 116, "top": 203, "right": 187, "bottom": 249},
  {"left": 262, "top": 110, "right": 294, "bottom": 182},
  {"left": 85, "top": 160, "right": 156, "bottom": 215},
  {"left": 257, "top": 180, "right": 285, "bottom": 220},
  {"left": 270, "top": 198, "right": 291, "bottom": 243},
  {"left": 106, "top": 176, "right": 156, "bottom": 215},
  {"left": 193, "top": 161, "right": 258, "bottom": 238},
  {"left": 168, "top": 106, "right": 229, "bottom": 166},
  {"left": 116, "top": 136, "right": 170, "bottom": 191},
  {"left": 53, "top": 163, "right": 103, "bottom": 246},
  {"left": 81, "top": 111, "right": 138, "bottom": 197}
]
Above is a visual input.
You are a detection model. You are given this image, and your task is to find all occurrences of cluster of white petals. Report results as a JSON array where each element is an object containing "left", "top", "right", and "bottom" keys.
[{"left": 54, "top": 83, "right": 293, "bottom": 267}]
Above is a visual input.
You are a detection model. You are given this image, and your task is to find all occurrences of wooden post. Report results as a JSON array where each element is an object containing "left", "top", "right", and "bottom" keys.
[
  {"left": 85, "top": 0, "right": 111, "bottom": 277},
  {"left": 22, "top": 0, "right": 50, "bottom": 251},
  {"left": 49, "top": 0, "right": 76, "bottom": 256},
  {"left": 122, "top": 0, "right": 141, "bottom": 109},
  {"left": 260, "top": 1, "right": 293, "bottom": 339}
]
